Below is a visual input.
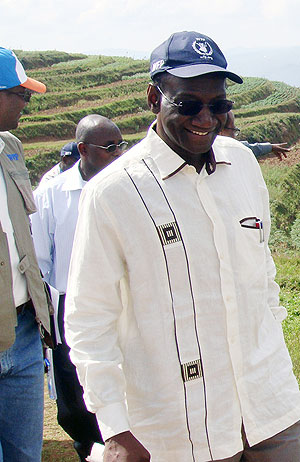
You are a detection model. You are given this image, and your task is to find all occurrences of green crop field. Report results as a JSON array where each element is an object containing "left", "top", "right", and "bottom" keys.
[
  {"left": 9, "top": 50, "right": 300, "bottom": 460},
  {"left": 9, "top": 50, "right": 300, "bottom": 185}
]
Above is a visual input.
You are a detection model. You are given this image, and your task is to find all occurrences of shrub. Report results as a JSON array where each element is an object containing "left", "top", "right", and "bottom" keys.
[
  {"left": 291, "top": 217, "right": 300, "bottom": 250},
  {"left": 25, "top": 149, "right": 61, "bottom": 187},
  {"left": 12, "top": 120, "right": 77, "bottom": 141},
  {"left": 268, "top": 164, "right": 300, "bottom": 234},
  {"left": 238, "top": 113, "right": 300, "bottom": 145},
  {"left": 23, "top": 79, "right": 148, "bottom": 114}
]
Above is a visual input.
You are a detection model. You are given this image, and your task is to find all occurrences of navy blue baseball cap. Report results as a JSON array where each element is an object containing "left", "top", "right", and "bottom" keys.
[
  {"left": 150, "top": 31, "right": 243, "bottom": 84},
  {"left": 60, "top": 142, "right": 80, "bottom": 159},
  {"left": 0, "top": 47, "right": 46, "bottom": 92}
]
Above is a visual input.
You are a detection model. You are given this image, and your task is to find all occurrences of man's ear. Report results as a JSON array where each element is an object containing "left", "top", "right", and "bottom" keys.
[
  {"left": 147, "top": 83, "right": 161, "bottom": 114},
  {"left": 77, "top": 142, "right": 87, "bottom": 157}
]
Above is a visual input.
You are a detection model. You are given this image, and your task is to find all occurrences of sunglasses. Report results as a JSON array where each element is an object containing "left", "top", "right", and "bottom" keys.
[
  {"left": 86, "top": 141, "right": 128, "bottom": 154},
  {"left": 156, "top": 86, "right": 234, "bottom": 116},
  {"left": 5, "top": 88, "right": 32, "bottom": 103}
]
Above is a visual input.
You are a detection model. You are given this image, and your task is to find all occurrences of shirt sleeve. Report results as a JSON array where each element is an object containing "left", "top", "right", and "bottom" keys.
[
  {"left": 241, "top": 141, "right": 272, "bottom": 158},
  {"left": 64, "top": 184, "right": 131, "bottom": 441},
  {"left": 31, "top": 186, "right": 55, "bottom": 283}
]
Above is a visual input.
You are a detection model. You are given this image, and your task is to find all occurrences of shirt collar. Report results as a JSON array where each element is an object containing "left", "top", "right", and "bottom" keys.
[
  {"left": 146, "top": 125, "right": 186, "bottom": 180},
  {"left": 213, "top": 136, "right": 232, "bottom": 165},
  {"left": 61, "top": 160, "right": 87, "bottom": 191},
  {"left": 145, "top": 124, "right": 231, "bottom": 180}
]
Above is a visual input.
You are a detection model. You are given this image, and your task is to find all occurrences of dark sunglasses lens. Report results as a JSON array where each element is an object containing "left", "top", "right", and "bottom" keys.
[
  {"left": 119, "top": 141, "right": 128, "bottom": 151},
  {"left": 178, "top": 101, "right": 203, "bottom": 116},
  {"left": 178, "top": 100, "right": 233, "bottom": 116},
  {"left": 211, "top": 100, "right": 233, "bottom": 114},
  {"left": 106, "top": 145, "right": 117, "bottom": 153}
]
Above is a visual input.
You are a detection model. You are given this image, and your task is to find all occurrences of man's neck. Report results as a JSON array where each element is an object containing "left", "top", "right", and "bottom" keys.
[
  {"left": 78, "top": 161, "right": 96, "bottom": 182},
  {"left": 178, "top": 149, "right": 216, "bottom": 174}
]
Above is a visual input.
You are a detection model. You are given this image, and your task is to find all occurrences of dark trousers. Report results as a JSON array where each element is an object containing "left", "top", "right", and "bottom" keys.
[
  {"left": 215, "top": 420, "right": 300, "bottom": 461},
  {"left": 52, "top": 295, "right": 103, "bottom": 457}
]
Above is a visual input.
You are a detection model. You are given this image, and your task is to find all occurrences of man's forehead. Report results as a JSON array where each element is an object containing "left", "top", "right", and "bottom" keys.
[{"left": 91, "top": 126, "right": 121, "bottom": 142}]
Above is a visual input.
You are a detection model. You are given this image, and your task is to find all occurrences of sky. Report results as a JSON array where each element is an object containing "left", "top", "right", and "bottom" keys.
[{"left": 1, "top": 0, "right": 299, "bottom": 59}]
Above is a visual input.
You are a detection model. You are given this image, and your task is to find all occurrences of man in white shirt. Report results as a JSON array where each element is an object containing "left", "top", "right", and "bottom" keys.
[
  {"left": 65, "top": 32, "right": 300, "bottom": 462},
  {"left": 31, "top": 114, "right": 127, "bottom": 462},
  {"left": 0, "top": 47, "right": 53, "bottom": 462}
]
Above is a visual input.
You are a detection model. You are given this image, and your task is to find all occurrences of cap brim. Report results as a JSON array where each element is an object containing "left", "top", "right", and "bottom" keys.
[
  {"left": 21, "top": 77, "right": 46, "bottom": 93},
  {"left": 168, "top": 64, "right": 243, "bottom": 84}
]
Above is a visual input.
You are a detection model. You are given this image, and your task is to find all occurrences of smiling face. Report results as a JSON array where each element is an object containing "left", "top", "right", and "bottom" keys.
[
  {"left": 148, "top": 74, "right": 227, "bottom": 168},
  {"left": 0, "top": 85, "right": 27, "bottom": 131}
]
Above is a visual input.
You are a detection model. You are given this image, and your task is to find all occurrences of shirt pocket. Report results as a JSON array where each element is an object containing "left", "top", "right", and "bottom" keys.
[
  {"left": 239, "top": 216, "right": 264, "bottom": 244},
  {"left": 9, "top": 168, "right": 36, "bottom": 215},
  {"left": 233, "top": 215, "right": 267, "bottom": 287}
]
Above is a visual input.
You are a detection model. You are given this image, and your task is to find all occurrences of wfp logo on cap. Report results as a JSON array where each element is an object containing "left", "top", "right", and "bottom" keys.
[
  {"left": 192, "top": 38, "right": 213, "bottom": 61},
  {"left": 151, "top": 60, "right": 165, "bottom": 73}
]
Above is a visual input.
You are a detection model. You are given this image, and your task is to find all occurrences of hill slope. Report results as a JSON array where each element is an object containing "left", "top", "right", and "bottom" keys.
[{"left": 11, "top": 50, "right": 300, "bottom": 185}]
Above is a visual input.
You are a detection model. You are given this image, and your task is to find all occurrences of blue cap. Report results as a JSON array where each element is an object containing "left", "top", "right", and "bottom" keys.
[
  {"left": 150, "top": 31, "right": 242, "bottom": 84},
  {"left": 0, "top": 47, "right": 46, "bottom": 92},
  {"left": 60, "top": 142, "right": 80, "bottom": 159}
]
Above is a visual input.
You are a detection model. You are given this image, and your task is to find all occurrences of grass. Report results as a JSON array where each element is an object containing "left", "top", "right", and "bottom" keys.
[
  {"left": 275, "top": 253, "right": 300, "bottom": 382},
  {"left": 43, "top": 380, "right": 77, "bottom": 461}
]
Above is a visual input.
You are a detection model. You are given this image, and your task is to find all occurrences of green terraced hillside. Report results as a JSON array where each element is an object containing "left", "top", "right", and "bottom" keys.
[{"left": 11, "top": 50, "right": 300, "bottom": 184}]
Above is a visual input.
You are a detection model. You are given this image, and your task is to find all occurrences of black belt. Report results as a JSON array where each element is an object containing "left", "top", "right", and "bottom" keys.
[{"left": 16, "top": 299, "right": 33, "bottom": 315}]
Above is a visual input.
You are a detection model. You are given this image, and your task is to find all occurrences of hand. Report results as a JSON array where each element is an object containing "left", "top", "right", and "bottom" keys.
[
  {"left": 270, "top": 143, "right": 290, "bottom": 160},
  {"left": 103, "top": 431, "right": 151, "bottom": 461}
]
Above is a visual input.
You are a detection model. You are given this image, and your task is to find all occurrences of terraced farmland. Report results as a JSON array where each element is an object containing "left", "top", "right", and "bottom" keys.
[{"left": 11, "top": 50, "right": 300, "bottom": 185}]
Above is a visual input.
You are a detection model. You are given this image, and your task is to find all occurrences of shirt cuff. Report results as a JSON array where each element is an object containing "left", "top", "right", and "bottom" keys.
[
  {"left": 96, "top": 401, "right": 130, "bottom": 441},
  {"left": 270, "top": 305, "right": 287, "bottom": 322}
]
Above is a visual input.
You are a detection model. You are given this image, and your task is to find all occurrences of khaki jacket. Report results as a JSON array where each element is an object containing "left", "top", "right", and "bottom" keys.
[{"left": 0, "top": 131, "right": 52, "bottom": 352}]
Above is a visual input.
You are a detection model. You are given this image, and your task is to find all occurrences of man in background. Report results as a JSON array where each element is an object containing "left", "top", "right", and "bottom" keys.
[
  {"left": 31, "top": 114, "right": 127, "bottom": 462},
  {"left": 221, "top": 110, "right": 290, "bottom": 160},
  {"left": 39, "top": 141, "right": 80, "bottom": 185},
  {"left": 0, "top": 47, "right": 52, "bottom": 462}
]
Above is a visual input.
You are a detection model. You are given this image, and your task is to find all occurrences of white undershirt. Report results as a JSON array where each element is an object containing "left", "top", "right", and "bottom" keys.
[{"left": 0, "top": 165, "right": 28, "bottom": 307}]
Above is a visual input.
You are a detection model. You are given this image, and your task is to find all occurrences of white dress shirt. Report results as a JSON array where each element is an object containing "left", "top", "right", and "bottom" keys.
[
  {"left": 0, "top": 138, "right": 28, "bottom": 307},
  {"left": 31, "top": 161, "right": 86, "bottom": 294},
  {"left": 65, "top": 126, "right": 300, "bottom": 462}
]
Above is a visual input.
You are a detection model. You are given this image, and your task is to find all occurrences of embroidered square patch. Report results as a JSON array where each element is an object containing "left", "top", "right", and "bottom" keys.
[
  {"left": 157, "top": 222, "right": 181, "bottom": 246},
  {"left": 181, "top": 359, "right": 202, "bottom": 382}
]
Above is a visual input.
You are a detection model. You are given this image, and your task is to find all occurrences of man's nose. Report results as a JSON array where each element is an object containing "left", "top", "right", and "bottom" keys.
[{"left": 192, "top": 105, "right": 215, "bottom": 126}]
